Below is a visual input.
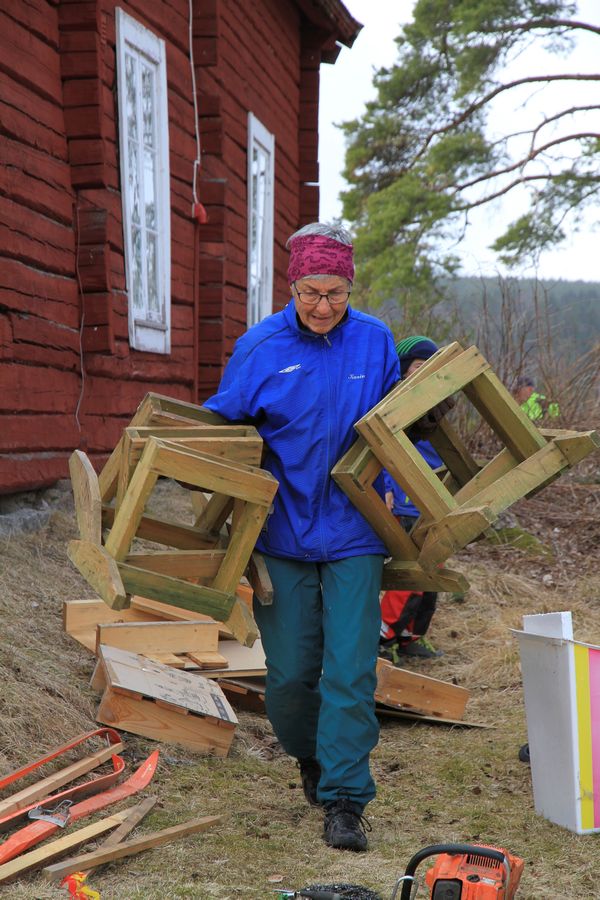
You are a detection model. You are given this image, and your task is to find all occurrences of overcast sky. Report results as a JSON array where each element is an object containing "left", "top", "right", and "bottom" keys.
[{"left": 318, "top": 0, "right": 600, "bottom": 282}]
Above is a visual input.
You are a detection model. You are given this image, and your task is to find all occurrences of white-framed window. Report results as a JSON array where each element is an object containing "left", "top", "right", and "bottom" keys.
[
  {"left": 247, "top": 112, "right": 275, "bottom": 327},
  {"left": 116, "top": 8, "right": 171, "bottom": 353}
]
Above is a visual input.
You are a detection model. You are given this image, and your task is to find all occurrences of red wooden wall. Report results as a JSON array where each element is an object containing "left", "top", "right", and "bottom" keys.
[{"left": 0, "top": 0, "right": 343, "bottom": 494}]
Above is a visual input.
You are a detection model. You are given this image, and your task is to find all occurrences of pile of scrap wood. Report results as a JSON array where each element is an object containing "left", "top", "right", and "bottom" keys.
[
  {"left": 63, "top": 596, "right": 266, "bottom": 753},
  {"left": 63, "top": 596, "right": 477, "bottom": 727},
  {"left": 0, "top": 730, "right": 221, "bottom": 887}
]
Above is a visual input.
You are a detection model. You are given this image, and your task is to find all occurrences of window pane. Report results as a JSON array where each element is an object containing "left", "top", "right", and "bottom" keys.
[
  {"left": 142, "top": 64, "right": 154, "bottom": 147},
  {"left": 131, "top": 226, "right": 143, "bottom": 310},
  {"left": 125, "top": 53, "right": 138, "bottom": 139},
  {"left": 146, "top": 232, "right": 159, "bottom": 317},
  {"left": 144, "top": 147, "right": 156, "bottom": 229},
  {"left": 128, "top": 139, "right": 140, "bottom": 225}
]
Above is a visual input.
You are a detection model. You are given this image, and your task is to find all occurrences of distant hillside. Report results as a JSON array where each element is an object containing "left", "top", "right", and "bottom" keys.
[
  {"left": 367, "top": 277, "right": 600, "bottom": 357},
  {"left": 446, "top": 277, "right": 600, "bottom": 353}
]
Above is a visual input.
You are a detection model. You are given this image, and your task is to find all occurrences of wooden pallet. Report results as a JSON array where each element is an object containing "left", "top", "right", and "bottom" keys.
[
  {"left": 334, "top": 342, "right": 600, "bottom": 578},
  {"left": 93, "top": 645, "right": 238, "bottom": 756}
]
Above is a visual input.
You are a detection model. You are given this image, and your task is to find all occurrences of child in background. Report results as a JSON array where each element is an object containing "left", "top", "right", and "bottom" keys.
[{"left": 380, "top": 336, "right": 444, "bottom": 661}]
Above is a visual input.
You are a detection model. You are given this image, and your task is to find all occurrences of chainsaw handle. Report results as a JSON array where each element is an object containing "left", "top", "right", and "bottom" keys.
[{"left": 398, "top": 844, "right": 508, "bottom": 900}]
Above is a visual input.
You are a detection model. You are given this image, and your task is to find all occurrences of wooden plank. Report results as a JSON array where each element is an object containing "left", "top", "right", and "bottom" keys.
[
  {"left": 360, "top": 420, "right": 457, "bottom": 521},
  {"left": 118, "top": 564, "right": 236, "bottom": 622},
  {"left": 375, "top": 658, "right": 470, "bottom": 720},
  {"left": 452, "top": 447, "right": 517, "bottom": 506},
  {"left": 185, "top": 650, "right": 229, "bottom": 669},
  {"left": 382, "top": 561, "right": 470, "bottom": 593},
  {"left": 104, "top": 442, "right": 160, "bottom": 561},
  {"left": 354, "top": 342, "right": 466, "bottom": 428},
  {"left": 124, "top": 549, "right": 227, "bottom": 580},
  {"left": 115, "top": 429, "right": 135, "bottom": 512},
  {"left": 69, "top": 450, "right": 102, "bottom": 544},
  {"left": 127, "top": 433, "right": 263, "bottom": 468},
  {"left": 223, "top": 597, "right": 260, "bottom": 649},
  {"left": 376, "top": 705, "right": 489, "bottom": 728},
  {"left": 63, "top": 598, "right": 161, "bottom": 637},
  {"left": 332, "top": 437, "right": 419, "bottom": 560},
  {"left": 81, "top": 797, "right": 158, "bottom": 879},
  {"left": 247, "top": 552, "right": 273, "bottom": 606},
  {"left": 127, "top": 425, "right": 258, "bottom": 439},
  {"left": 139, "top": 393, "right": 227, "bottom": 425},
  {"left": 42, "top": 815, "right": 224, "bottom": 881},
  {"left": 376, "top": 346, "right": 490, "bottom": 433},
  {"left": 194, "top": 492, "right": 234, "bottom": 531},
  {"left": 453, "top": 439, "right": 597, "bottom": 521},
  {"left": 212, "top": 503, "right": 268, "bottom": 595},
  {"left": 151, "top": 439, "right": 278, "bottom": 507},
  {"left": 428, "top": 418, "right": 481, "bottom": 487},
  {"left": 102, "top": 506, "right": 226, "bottom": 550},
  {"left": 0, "top": 808, "right": 134, "bottom": 884},
  {"left": 418, "top": 506, "right": 496, "bottom": 569},
  {"left": 130, "top": 596, "right": 233, "bottom": 637},
  {"left": 190, "top": 490, "right": 208, "bottom": 518},
  {"left": 67, "top": 540, "right": 128, "bottom": 611},
  {"left": 0, "top": 743, "right": 124, "bottom": 819},
  {"left": 98, "top": 436, "right": 123, "bottom": 503},
  {"left": 195, "top": 639, "right": 265, "bottom": 677},
  {"left": 145, "top": 653, "right": 188, "bottom": 668},
  {"left": 95, "top": 621, "right": 219, "bottom": 656},
  {"left": 551, "top": 429, "right": 600, "bottom": 466},
  {"left": 463, "top": 369, "right": 547, "bottom": 460}
]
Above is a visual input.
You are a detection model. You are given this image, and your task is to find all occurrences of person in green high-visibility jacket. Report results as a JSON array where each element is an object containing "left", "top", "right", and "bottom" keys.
[{"left": 514, "top": 375, "right": 560, "bottom": 421}]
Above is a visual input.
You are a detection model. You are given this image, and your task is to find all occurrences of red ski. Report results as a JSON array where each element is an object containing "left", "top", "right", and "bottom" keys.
[
  {"left": 0, "top": 728, "right": 122, "bottom": 793},
  {"left": 0, "top": 751, "right": 159, "bottom": 865},
  {"left": 0, "top": 728, "right": 125, "bottom": 833}
]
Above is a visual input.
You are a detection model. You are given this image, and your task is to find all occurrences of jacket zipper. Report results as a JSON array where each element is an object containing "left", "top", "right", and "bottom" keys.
[{"left": 319, "top": 333, "right": 332, "bottom": 560}]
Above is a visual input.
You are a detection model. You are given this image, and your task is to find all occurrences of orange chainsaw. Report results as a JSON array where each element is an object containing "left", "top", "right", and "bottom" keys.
[{"left": 392, "top": 843, "right": 524, "bottom": 899}]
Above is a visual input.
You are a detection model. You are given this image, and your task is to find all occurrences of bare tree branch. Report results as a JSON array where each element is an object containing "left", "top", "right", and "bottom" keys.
[
  {"left": 415, "top": 74, "right": 600, "bottom": 162},
  {"left": 454, "top": 132, "right": 600, "bottom": 193},
  {"left": 481, "top": 17, "right": 600, "bottom": 38}
]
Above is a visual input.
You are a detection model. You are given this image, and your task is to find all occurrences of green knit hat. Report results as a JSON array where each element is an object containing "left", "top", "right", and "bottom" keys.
[{"left": 395, "top": 335, "right": 439, "bottom": 377}]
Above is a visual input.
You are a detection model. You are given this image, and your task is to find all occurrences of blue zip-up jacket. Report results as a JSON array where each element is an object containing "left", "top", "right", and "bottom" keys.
[
  {"left": 204, "top": 300, "right": 400, "bottom": 562},
  {"left": 383, "top": 439, "right": 443, "bottom": 518}
]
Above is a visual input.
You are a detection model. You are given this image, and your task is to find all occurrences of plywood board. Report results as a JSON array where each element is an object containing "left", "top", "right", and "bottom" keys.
[
  {"left": 199, "top": 639, "right": 266, "bottom": 678},
  {"left": 375, "top": 658, "right": 469, "bottom": 720},
  {"left": 97, "top": 645, "right": 237, "bottom": 725}
]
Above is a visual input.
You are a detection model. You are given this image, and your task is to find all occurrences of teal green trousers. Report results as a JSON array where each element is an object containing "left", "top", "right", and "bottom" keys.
[{"left": 254, "top": 554, "right": 384, "bottom": 810}]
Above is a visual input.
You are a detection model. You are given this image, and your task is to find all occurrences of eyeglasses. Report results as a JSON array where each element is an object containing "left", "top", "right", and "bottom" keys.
[{"left": 294, "top": 286, "right": 351, "bottom": 307}]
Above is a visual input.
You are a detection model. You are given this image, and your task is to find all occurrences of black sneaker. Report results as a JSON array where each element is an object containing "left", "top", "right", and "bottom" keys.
[
  {"left": 396, "top": 637, "right": 443, "bottom": 659},
  {"left": 297, "top": 756, "right": 321, "bottom": 807},
  {"left": 323, "top": 799, "right": 370, "bottom": 852}
]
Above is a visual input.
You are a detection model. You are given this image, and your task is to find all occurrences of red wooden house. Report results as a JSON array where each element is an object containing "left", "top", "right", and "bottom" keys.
[{"left": 1, "top": 0, "right": 360, "bottom": 493}]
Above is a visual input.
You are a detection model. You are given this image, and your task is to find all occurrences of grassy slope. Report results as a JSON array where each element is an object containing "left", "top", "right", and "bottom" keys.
[{"left": 1, "top": 478, "right": 599, "bottom": 899}]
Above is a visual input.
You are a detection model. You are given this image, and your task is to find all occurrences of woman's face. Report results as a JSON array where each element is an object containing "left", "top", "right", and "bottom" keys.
[{"left": 291, "top": 275, "right": 351, "bottom": 334}]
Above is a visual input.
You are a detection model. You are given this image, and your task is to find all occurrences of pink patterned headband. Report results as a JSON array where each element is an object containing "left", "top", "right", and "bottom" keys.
[{"left": 287, "top": 234, "right": 354, "bottom": 284}]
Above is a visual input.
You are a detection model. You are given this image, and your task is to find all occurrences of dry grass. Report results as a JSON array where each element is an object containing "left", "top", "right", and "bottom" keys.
[{"left": 1, "top": 477, "right": 600, "bottom": 899}]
